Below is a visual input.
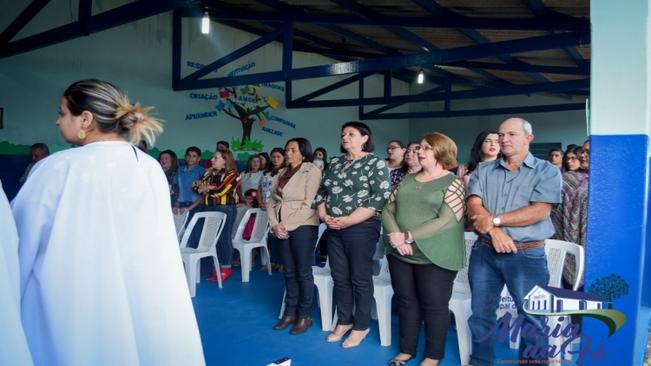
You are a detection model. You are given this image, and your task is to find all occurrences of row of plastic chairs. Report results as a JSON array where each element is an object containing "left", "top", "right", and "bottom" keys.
[{"left": 174, "top": 208, "right": 272, "bottom": 297}]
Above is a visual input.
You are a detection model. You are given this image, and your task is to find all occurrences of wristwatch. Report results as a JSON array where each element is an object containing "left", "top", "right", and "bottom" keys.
[
  {"left": 492, "top": 215, "right": 502, "bottom": 227},
  {"left": 404, "top": 232, "right": 415, "bottom": 244}
]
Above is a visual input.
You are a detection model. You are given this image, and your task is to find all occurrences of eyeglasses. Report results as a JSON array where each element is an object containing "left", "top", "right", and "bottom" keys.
[{"left": 411, "top": 145, "right": 433, "bottom": 151}]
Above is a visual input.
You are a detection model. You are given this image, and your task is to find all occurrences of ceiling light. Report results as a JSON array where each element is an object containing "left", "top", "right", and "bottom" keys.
[
  {"left": 201, "top": 11, "right": 210, "bottom": 35},
  {"left": 417, "top": 69, "right": 424, "bottom": 84}
]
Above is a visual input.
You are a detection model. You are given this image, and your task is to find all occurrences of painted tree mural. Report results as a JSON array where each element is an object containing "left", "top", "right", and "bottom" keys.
[
  {"left": 588, "top": 273, "right": 629, "bottom": 309},
  {"left": 216, "top": 85, "right": 278, "bottom": 149}
]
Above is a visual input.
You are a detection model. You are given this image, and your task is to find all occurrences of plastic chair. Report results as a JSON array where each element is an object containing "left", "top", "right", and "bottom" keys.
[
  {"left": 179, "top": 211, "right": 227, "bottom": 296},
  {"left": 173, "top": 210, "right": 189, "bottom": 242},
  {"left": 372, "top": 256, "right": 393, "bottom": 347},
  {"left": 497, "top": 239, "right": 585, "bottom": 358},
  {"left": 232, "top": 208, "right": 271, "bottom": 282},
  {"left": 448, "top": 231, "right": 477, "bottom": 365}
]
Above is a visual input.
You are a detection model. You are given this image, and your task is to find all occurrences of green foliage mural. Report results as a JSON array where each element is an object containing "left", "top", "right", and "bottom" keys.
[
  {"left": 588, "top": 273, "right": 629, "bottom": 309},
  {"left": 216, "top": 85, "right": 278, "bottom": 149}
]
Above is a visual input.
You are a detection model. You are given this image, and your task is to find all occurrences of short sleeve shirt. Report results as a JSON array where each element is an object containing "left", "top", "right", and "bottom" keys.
[
  {"left": 314, "top": 154, "right": 391, "bottom": 217},
  {"left": 467, "top": 153, "right": 561, "bottom": 242}
]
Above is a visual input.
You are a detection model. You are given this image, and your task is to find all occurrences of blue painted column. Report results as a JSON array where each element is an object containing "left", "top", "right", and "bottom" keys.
[{"left": 585, "top": 0, "right": 651, "bottom": 364}]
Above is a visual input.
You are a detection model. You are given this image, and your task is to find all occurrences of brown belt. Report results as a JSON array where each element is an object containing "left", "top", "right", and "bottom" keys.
[{"left": 478, "top": 237, "right": 544, "bottom": 250}]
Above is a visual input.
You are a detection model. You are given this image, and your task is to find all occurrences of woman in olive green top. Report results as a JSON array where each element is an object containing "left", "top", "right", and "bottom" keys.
[{"left": 382, "top": 132, "right": 465, "bottom": 366}]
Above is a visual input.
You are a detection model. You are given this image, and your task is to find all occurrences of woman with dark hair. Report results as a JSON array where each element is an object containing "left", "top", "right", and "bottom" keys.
[
  {"left": 552, "top": 143, "right": 589, "bottom": 287},
  {"left": 159, "top": 149, "right": 179, "bottom": 206},
  {"left": 313, "top": 147, "right": 329, "bottom": 171},
  {"left": 383, "top": 132, "right": 465, "bottom": 366},
  {"left": 562, "top": 146, "right": 583, "bottom": 172},
  {"left": 239, "top": 154, "right": 263, "bottom": 201},
  {"left": 258, "top": 152, "right": 270, "bottom": 171},
  {"left": 456, "top": 130, "right": 500, "bottom": 187},
  {"left": 269, "top": 137, "right": 322, "bottom": 334},
  {"left": 190, "top": 149, "right": 240, "bottom": 282},
  {"left": 11, "top": 79, "right": 203, "bottom": 364},
  {"left": 390, "top": 141, "right": 422, "bottom": 190},
  {"left": 386, "top": 139, "right": 406, "bottom": 171},
  {"left": 315, "top": 121, "right": 391, "bottom": 348},
  {"left": 260, "top": 147, "right": 286, "bottom": 271}
]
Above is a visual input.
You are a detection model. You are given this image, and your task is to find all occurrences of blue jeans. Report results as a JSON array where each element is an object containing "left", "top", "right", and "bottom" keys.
[{"left": 468, "top": 242, "right": 550, "bottom": 366}]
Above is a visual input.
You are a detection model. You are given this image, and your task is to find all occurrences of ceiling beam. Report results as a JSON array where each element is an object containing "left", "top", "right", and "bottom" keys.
[
  {"left": 362, "top": 102, "right": 586, "bottom": 119},
  {"left": 444, "top": 61, "right": 589, "bottom": 75},
  {"left": 287, "top": 79, "right": 588, "bottom": 108},
  {"left": 0, "top": 0, "right": 50, "bottom": 45},
  {"left": 522, "top": 0, "right": 586, "bottom": 67},
  {"left": 178, "top": 6, "right": 587, "bottom": 31},
  {"left": 330, "top": 0, "right": 514, "bottom": 87},
  {"left": 175, "top": 31, "right": 588, "bottom": 90},
  {"left": 412, "top": 0, "right": 553, "bottom": 84},
  {"left": 0, "top": 0, "right": 199, "bottom": 59}
]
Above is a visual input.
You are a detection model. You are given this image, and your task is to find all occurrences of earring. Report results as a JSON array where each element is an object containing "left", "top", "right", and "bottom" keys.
[{"left": 77, "top": 130, "right": 86, "bottom": 140}]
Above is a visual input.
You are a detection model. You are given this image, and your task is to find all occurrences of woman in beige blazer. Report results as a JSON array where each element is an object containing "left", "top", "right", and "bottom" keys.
[{"left": 268, "top": 137, "right": 322, "bottom": 335}]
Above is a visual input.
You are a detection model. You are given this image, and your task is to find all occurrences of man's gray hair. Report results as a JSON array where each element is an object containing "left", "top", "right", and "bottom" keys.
[{"left": 521, "top": 118, "right": 533, "bottom": 135}]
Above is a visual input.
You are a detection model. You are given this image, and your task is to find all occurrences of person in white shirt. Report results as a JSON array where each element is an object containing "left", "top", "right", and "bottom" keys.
[
  {"left": 0, "top": 179, "right": 32, "bottom": 366},
  {"left": 11, "top": 79, "right": 204, "bottom": 366}
]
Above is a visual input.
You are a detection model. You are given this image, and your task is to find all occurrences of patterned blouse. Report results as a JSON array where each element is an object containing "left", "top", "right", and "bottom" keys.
[
  {"left": 192, "top": 169, "right": 240, "bottom": 206},
  {"left": 314, "top": 154, "right": 391, "bottom": 217}
]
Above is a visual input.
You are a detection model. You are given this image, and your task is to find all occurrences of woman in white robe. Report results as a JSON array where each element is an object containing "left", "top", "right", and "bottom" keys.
[
  {"left": 0, "top": 180, "right": 33, "bottom": 365},
  {"left": 11, "top": 79, "right": 204, "bottom": 366}
]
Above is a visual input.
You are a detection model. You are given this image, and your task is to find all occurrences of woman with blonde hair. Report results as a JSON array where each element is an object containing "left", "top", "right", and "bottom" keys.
[
  {"left": 383, "top": 132, "right": 465, "bottom": 366},
  {"left": 12, "top": 79, "right": 204, "bottom": 365}
]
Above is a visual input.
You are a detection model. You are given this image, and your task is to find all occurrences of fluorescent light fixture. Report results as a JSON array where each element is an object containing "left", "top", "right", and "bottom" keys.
[
  {"left": 201, "top": 11, "right": 210, "bottom": 34},
  {"left": 417, "top": 69, "right": 424, "bottom": 84}
]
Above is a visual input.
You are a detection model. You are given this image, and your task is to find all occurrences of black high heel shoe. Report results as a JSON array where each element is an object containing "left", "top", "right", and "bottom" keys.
[{"left": 388, "top": 354, "right": 414, "bottom": 366}]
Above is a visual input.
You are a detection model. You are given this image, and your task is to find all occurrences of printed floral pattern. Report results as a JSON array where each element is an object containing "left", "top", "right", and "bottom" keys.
[{"left": 314, "top": 154, "right": 390, "bottom": 217}]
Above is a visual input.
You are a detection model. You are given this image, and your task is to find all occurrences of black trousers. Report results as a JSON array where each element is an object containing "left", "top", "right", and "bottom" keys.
[
  {"left": 387, "top": 254, "right": 457, "bottom": 360},
  {"left": 280, "top": 225, "right": 318, "bottom": 317},
  {"left": 327, "top": 220, "right": 380, "bottom": 330}
]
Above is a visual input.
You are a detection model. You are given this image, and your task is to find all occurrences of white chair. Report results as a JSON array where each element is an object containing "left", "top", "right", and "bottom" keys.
[
  {"left": 232, "top": 208, "right": 271, "bottom": 282},
  {"left": 372, "top": 256, "right": 394, "bottom": 347},
  {"left": 544, "top": 239, "right": 585, "bottom": 360},
  {"left": 179, "top": 211, "right": 227, "bottom": 296},
  {"left": 173, "top": 210, "right": 189, "bottom": 242},
  {"left": 448, "top": 231, "right": 477, "bottom": 365},
  {"left": 496, "top": 239, "right": 585, "bottom": 358}
]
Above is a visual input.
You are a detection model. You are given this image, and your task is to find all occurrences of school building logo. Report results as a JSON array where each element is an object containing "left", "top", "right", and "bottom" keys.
[
  {"left": 523, "top": 284, "right": 627, "bottom": 337},
  {"left": 481, "top": 274, "right": 628, "bottom": 364}
]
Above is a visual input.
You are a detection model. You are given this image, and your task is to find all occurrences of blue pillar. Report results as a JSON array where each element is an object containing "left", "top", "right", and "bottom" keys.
[{"left": 585, "top": 0, "right": 651, "bottom": 364}]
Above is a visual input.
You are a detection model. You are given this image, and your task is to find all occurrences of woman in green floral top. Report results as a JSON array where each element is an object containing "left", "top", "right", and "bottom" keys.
[
  {"left": 382, "top": 132, "right": 465, "bottom": 366},
  {"left": 315, "top": 121, "right": 391, "bottom": 348}
]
